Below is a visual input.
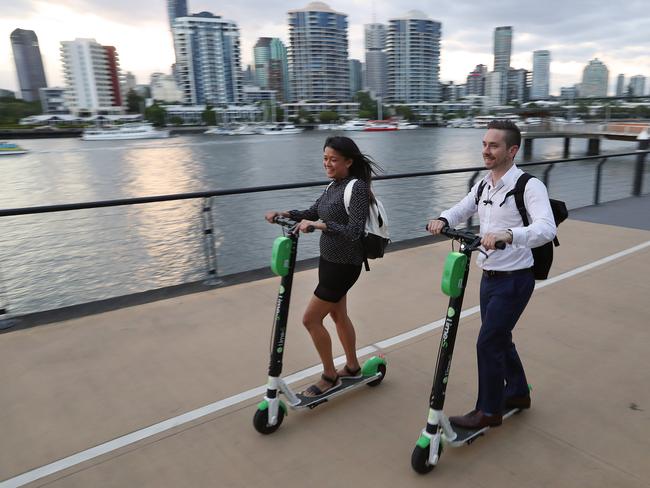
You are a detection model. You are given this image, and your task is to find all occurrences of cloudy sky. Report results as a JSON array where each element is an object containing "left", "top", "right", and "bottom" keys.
[{"left": 2, "top": 0, "right": 649, "bottom": 96}]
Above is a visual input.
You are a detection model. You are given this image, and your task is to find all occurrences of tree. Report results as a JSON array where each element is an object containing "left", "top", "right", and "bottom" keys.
[
  {"left": 202, "top": 106, "right": 216, "bottom": 126},
  {"left": 169, "top": 116, "right": 184, "bottom": 126},
  {"left": 0, "top": 98, "right": 42, "bottom": 125},
  {"left": 144, "top": 104, "right": 167, "bottom": 127},
  {"left": 394, "top": 105, "right": 415, "bottom": 121},
  {"left": 318, "top": 111, "right": 339, "bottom": 123},
  {"left": 126, "top": 90, "right": 144, "bottom": 114}
]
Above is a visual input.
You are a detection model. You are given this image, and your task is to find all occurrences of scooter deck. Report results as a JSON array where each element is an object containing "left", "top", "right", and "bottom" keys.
[
  {"left": 292, "top": 373, "right": 383, "bottom": 410},
  {"left": 445, "top": 408, "right": 521, "bottom": 446}
]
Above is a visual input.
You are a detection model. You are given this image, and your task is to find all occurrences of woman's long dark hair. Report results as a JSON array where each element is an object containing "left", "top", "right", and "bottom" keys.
[{"left": 323, "top": 136, "right": 382, "bottom": 201}]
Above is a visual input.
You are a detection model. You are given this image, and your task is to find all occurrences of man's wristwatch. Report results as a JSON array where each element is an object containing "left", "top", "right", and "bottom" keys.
[{"left": 506, "top": 229, "right": 513, "bottom": 243}]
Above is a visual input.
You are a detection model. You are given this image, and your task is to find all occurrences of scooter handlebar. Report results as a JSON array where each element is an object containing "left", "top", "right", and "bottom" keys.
[
  {"left": 273, "top": 216, "right": 315, "bottom": 232},
  {"left": 425, "top": 224, "right": 505, "bottom": 250}
]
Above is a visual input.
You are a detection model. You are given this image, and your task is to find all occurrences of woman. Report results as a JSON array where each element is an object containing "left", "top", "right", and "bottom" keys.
[{"left": 265, "top": 136, "right": 381, "bottom": 397}]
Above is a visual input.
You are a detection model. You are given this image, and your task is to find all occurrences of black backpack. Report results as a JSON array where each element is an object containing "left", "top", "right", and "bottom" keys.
[{"left": 475, "top": 173, "right": 568, "bottom": 280}]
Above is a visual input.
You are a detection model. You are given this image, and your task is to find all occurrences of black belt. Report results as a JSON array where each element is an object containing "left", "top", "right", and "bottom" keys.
[{"left": 483, "top": 267, "right": 533, "bottom": 278}]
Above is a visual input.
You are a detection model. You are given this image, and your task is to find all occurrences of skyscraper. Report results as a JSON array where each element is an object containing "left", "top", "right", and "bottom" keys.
[
  {"left": 253, "top": 37, "right": 289, "bottom": 102},
  {"left": 493, "top": 26, "right": 512, "bottom": 103},
  {"left": 288, "top": 2, "right": 349, "bottom": 102},
  {"left": 253, "top": 38, "right": 272, "bottom": 88},
  {"left": 386, "top": 10, "right": 441, "bottom": 103},
  {"left": 580, "top": 58, "right": 608, "bottom": 98},
  {"left": 10, "top": 28, "right": 47, "bottom": 102},
  {"left": 60, "top": 38, "right": 124, "bottom": 115},
  {"left": 167, "top": 0, "right": 188, "bottom": 31},
  {"left": 466, "top": 64, "right": 487, "bottom": 96},
  {"left": 485, "top": 71, "right": 502, "bottom": 108},
  {"left": 507, "top": 68, "right": 530, "bottom": 103},
  {"left": 629, "top": 75, "right": 646, "bottom": 97},
  {"left": 615, "top": 74, "right": 625, "bottom": 97},
  {"left": 531, "top": 50, "right": 550, "bottom": 100},
  {"left": 349, "top": 59, "right": 362, "bottom": 97},
  {"left": 364, "top": 23, "right": 387, "bottom": 98},
  {"left": 173, "top": 12, "right": 242, "bottom": 105}
]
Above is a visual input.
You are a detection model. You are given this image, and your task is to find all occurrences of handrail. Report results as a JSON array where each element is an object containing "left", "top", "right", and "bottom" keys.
[{"left": 1, "top": 149, "right": 648, "bottom": 218}]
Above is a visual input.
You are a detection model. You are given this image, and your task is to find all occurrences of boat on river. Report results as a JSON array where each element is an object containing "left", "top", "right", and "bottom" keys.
[
  {"left": 0, "top": 142, "right": 27, "bottom": 155},
  {"left": 259, "top": 123, "right": 304, "bottom": 135},
  {"left": 82, "top": 123, "right": 170, "bottom": 141}
]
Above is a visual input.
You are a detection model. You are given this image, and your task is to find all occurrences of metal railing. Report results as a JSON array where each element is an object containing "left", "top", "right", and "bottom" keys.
[{"left": 0, "top": 149, "right": 648, "bottom": 322}]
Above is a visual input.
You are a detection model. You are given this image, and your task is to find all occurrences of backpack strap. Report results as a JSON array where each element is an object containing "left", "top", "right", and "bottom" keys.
[
  {"left": 500, "top": 172, "right": 561, "bottom": 247},
  {"left": 343, "top": 179, "right": 358, "bottom": 214},
  {"left": 474, "top": 179, "right": 487, "bottom": 206}
]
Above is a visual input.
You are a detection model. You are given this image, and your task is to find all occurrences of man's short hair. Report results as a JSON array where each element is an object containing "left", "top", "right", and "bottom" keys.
[{"left": 487, "top": 119, "right": 521, "bottom": 148}]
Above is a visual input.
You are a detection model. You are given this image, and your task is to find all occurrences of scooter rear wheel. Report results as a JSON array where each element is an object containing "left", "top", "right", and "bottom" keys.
[
  {"left": 367, "top": 363, "right": 387, "bottom": 387},
  {"left": 253, "top": 407, "right": 285, "bottom": 435}
]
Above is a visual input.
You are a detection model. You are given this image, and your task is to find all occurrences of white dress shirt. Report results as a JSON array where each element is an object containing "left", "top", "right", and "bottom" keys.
[{"left": 440, "top": 164, "right": 557, "bottom": 271}]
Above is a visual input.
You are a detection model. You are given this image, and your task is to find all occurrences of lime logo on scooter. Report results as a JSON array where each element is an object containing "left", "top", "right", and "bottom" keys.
[
  {"left": 447, "top": 307, "right": 455, "bottom": 318},
  {"left": 441, "top": 316, "right": 452, "bottom": 349}
]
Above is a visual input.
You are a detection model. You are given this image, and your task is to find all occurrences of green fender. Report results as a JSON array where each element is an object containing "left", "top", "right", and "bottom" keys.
[
  {"left": 416, "top": 434, "right": 431, "bottom": 449},
  {"left": 257, "top": 399, "right": 288, "bottom": 415},
  {"left": 361, "top": 355, "right": 387, "bottom": 377}
]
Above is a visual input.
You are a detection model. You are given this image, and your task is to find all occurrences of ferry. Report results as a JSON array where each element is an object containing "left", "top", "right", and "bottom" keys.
[
  {"left": 259, "top": 123, "right": 304, "bottom": 135},
  {"left": 82, "top": 123, "right": 170, "bottom": 141},
  {"left": 397, "top": 121, "right": 419, "bottom": 130},
  {"left": 0, "top": 141, "right": 27, "bottom": 155},
  {"left": 340, "top": 120, "right": 368, "bottom": 131},
  {"left": 363, "top": 121, "right": 398, "bottom": 132}
]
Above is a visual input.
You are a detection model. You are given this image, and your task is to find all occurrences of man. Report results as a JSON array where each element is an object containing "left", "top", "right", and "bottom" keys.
[{"left": 426, "top": 119, "right": 556, "bottom": 429}]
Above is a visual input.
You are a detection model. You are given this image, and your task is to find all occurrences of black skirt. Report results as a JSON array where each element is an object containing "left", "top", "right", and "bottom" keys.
[{"left": 314, "top": 257, "right": 362, "bottom": 303}]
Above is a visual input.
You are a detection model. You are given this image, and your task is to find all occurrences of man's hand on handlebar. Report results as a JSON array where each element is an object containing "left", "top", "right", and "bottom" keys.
[
  {"left": 481, "top": 230, "right": 512, "bottom": 250},
  {"left": 426, "top": 219, "right": 446, "bottom": 235}
]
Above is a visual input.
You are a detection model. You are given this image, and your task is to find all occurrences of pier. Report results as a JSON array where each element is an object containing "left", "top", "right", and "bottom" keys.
[
  {"left": 522, "top": 121, "right": 649, "bottom": 158},
  {"left": 1, "top": 195, "right": 649, "bottom": 487}
]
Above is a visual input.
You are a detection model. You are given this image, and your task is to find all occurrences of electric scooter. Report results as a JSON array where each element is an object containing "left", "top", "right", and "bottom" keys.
[
  {"left": 253, "top": 216, "right": 387, "bottom": 435},
  {"left": 411, "top": 226, "right": 520, "bottom": 474}
]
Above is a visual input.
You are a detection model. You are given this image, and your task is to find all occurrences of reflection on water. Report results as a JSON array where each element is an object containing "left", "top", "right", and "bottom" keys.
[{"left": 0, "top": 130, "right": 643, "bottom": 315}]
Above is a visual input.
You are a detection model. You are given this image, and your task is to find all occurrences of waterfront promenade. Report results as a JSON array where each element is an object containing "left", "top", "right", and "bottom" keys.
[{"left": 1, "top": 196, "right": 649, "bottom": 487}]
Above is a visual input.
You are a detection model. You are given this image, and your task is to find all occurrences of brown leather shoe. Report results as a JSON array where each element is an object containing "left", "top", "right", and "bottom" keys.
[
  {"left": 449, "top": 410, "right": 502, "bottom": 429},
  {"left": 505, "top": 395, "right": 531, "bottom": 410}
]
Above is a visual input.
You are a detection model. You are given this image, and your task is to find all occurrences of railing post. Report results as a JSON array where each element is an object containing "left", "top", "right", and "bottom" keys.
[
  {"left": 466, "top": 170, "right": 481, "bottom": 228},
  {"left": 594, "top": 157, "right": 608, "bottom": 205},
  {"left": 543, "top": 163, "right": 555, "bottom": 187},
  {"left": 201, "top": 197, "right": 221, "bottom": 285},
  {"left": 633, "top": 130, "right": 649, "bottom": 196}
]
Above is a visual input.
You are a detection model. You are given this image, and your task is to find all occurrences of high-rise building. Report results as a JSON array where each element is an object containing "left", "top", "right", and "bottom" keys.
[
  {"left": 349, "top": 59, "right": 362, "bottom": 96},
  {"left": 615, "top": 74, "right": 626, "bottom": 97},
  {"left": 629, "top": 75, "right": 646, "bottom": 97},
  {"left": 485, "top": 71, "right": 502, "bottom": 108},
  {"left": 10, "top": 28, "right": 47, "bottom": 102},
  {"left": 493, "top": 26, "right": 512, "bottom": 103},
  {"left": 150, "top": 73, "right": 183, "bottom": 103},
  {"left": 580, "top": 58, "right": 609, "bottom": 98},
  {"left": 39, "top": 87, "right": 67, "bottom": 113},
  {"left": 364, "top": 23, "right": 387, "bottom": 98},
  {"left": 507, "top": 68, "right": 530, "bottom": 103},
  {"left": 173, "top": 12, "right": 242, "bottom": 105},
  {"left": 269, "top": 39, "right": 290, "bottom": 102},
  {"left": 531, "top": 50, "right": 550, "bottom": 100},
  {"left": 252, "top": 38, "right": 290, "bottom": 102},
  {"left": 560, "top": 86, "right": 578, "bottom": 101},
  {"left": 124, "top": 71, "right": 137, "bottom": 93},
  {"left": 288, "top": 2, "right": 349, "bottom": 102},
  {"left": 167, "top": 0, "right": 188, "bottom": 31},
  {"left": 386, "top": 10, "right": 441, "bottom": 103},
  {"left": 60, "top": 38, "right": 124, "bottom": 115},
  {"left": 466, "top": 64, "right": 487, "bottom": 96}
]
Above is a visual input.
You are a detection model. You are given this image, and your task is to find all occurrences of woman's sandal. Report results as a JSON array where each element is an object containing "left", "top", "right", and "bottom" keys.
[
  {"left": 339, "top": 365, "right": 362, "bottom": 379},
  {"left": 301, "top": 373, "right": 340, "bottom": 397}
]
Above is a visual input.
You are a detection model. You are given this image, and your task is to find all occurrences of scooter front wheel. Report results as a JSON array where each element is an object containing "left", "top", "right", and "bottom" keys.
[
  {"left": 411, "top": 442, "right": 442, "bottom": 474},
  {"left": 253, "top": 406, "right": 285, "bottom": 435},
  {"left": 367, "top": 363, "right": 387, "bottom": 387}
]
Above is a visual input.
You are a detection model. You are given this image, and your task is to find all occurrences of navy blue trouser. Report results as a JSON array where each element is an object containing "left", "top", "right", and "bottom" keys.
[{"left": 476, "top": 270, "right": 535, "bottom": 414}]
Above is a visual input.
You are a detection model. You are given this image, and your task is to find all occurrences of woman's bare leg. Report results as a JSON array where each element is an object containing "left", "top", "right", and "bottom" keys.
[
  {"left": 330, "top": 296, "right": 361, "bottom": 376},
  {"left": 302, "top": 294, "right": 340, "bottom": 395}
]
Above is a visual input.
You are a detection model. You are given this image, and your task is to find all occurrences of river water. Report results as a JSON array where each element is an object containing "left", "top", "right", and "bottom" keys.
[{"left": 0, "top": 128, "right": 644, "bottom": 316}]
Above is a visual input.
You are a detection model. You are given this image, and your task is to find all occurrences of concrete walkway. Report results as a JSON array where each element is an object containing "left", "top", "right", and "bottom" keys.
[{"left": 1, "top": 201, "right": 649, "bottom": 487}]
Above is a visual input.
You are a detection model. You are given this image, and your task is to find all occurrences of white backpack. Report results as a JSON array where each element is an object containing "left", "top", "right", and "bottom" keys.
[{"left": 343, "top": 179, "right": 390, "bottom": 269}]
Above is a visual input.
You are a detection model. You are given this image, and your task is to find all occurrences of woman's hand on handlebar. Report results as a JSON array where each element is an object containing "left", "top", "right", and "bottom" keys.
[
  {"left": 264, "top": 210, "right": 288, "bottom": 223},
  {"left": 296, "top": 219, "right": 324, "bottom": 233},
  {"left": 426, "top": 219, "right": 446, "bottom": 235},
  {"left": 481, "top": 231, "right": 512, "bottom": 250}
]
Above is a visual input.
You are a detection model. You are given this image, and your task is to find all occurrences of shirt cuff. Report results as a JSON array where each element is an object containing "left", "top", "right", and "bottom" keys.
[{"left": 510, "top": 227, "right": 526, "bottom": 248}]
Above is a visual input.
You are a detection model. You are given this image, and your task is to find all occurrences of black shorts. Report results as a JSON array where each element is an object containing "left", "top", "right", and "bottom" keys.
[{"left": 314, "top": 257, "right": 362, "bottom": 303}]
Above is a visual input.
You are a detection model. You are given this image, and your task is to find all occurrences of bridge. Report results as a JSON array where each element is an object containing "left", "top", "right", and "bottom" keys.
[{"left": 1, "top": 195, "right": 649, "bottom": 487}]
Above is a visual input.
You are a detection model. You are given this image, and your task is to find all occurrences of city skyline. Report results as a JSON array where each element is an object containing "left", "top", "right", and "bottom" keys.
[{"left": 2, "top": 0, "right": 650, "bottom": 97}]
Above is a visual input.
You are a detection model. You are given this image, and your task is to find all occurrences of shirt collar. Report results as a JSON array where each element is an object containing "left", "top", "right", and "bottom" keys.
[{"left": 483, "top": 163, "right": 521, "bottom": 189}]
